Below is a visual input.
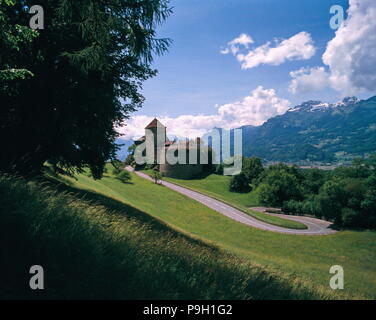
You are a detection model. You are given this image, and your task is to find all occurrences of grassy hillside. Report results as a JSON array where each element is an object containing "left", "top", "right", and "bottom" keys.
[
  {"left": 46, "top": 167, "right": 376, "bottom": 299},
  {"left": 149, "top": 172, "right": 307, "bottom": 230},
  {"left": 1, "top": 174, "right": 332, "bottom": 300}
]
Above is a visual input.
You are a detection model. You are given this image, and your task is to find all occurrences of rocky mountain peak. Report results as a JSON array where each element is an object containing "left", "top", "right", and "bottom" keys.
[
  {"left": 288, "top": 97, "right": 359, "bottom": 113},
  {"left": 335, "top": 96, "right": 359, "bottom": 107}
]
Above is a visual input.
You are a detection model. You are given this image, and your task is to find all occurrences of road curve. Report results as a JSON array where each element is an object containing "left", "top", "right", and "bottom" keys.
[{"left": 126, "top": 167, "right": 337, "bottom": 235}]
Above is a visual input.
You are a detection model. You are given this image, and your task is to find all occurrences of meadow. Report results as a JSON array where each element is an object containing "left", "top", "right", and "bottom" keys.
[
  {"left": 147, "top": 171, "right": 307, "bottom": 230},
  {"left": 0, "top": 173, "right": 330, "bottom": 300},
  {"left": 49, "top": 167, "right": 376, "bottom": 299}
]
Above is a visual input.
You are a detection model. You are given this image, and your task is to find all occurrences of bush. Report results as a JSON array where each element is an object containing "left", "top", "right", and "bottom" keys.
[
  {"left": 124, "top": 154, "right": 134, "bottom": 166},
  {"left": 229, "top": 173, "right": 251, "bottom": 193},
  {"left": 243, "top": 157, "right": 264, "bottom": 185},
  {"left": 341, "top": 208, "right": 360, "bottom": 228},
  {"left": 214, "top": 164, "right": 224, "bottom": 175},
  {"left": 112, "top": 166, "right": 122, "bottom": 176},
  {"left": 151, "top": 168, "right": 162, "bottom": 184},
  {"left": 282, "top": 200, "right": 302, "bottom": 215},
  {"left": 116, "top": 170, "right": 132, "bottom": 183}
]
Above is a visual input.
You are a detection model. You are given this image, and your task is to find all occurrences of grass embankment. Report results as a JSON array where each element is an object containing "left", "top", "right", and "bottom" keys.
[
  {"left": 144, "top": 170, "right": 307, "bottom": 230},
  {"left": 53, "top": 167, "right": 375, "bottom": 299},
  {"left": 1, "top": 174, "right": 327, "bottom": 300}
]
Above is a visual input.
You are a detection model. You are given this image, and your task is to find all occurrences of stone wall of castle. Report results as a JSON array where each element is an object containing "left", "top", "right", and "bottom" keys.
[{"left": 160, "top": 163, "right": 204, "bottom": 179}]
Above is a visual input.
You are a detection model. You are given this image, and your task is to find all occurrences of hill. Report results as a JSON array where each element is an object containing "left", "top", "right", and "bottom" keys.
[
  {"left": 206, "top": 96, "right": 376, "bottom": 164},
  {"left": 2, "top": 166, "right": 376, "bottom": 299},
  {"left": 0, "top": 173, "right": 319, "bottom": 300}
]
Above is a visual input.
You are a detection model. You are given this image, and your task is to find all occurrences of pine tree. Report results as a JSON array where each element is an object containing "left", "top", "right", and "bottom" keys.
[{"left": 0, "top": 0, "right": 172, "bottom": 178}]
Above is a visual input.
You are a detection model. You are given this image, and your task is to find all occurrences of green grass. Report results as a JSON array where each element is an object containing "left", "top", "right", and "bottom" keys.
[
  {"left": 50, "top": 166, "right": 376, "bottom": 299},
  {"left": 1, "top": 173, "right": 332, "bottom": 300},
  {"left": 144, "top": 171, "right": 307, "bottom": 230}
]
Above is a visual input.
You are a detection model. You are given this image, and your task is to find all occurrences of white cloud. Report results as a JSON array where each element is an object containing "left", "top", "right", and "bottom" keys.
[
  {"left": 290, "top": 0, "right": 376, "bottom": 95},
  {"left": 118, "top": 86, "right": 291, "bottom": 139},
  {"left": 323, "top": 0, "right": 376, "bottom": 93},
  {"left": 289, "top": 67, "right": 330, "bottom": 95},
  {"left": 222, "top": 32, "right": 316, "bottom": 69},
  {"left": 221, "top": 33, "right": 254, "bottom": 55},
  {"left": 217, "top": 86, "right": 290, "bottom": 126}
]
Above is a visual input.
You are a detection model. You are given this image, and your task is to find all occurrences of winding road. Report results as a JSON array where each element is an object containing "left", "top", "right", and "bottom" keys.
[{"left": 126, "top": 167, "right": 336, "bottom": 235}]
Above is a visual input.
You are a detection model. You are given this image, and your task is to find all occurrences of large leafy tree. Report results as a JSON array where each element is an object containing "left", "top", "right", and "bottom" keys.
[
  {"left": 0, "top": 0, "right": 171, "bottom": 178},
  {"left": 258, "top": 167, "right": 303, "bottom": 207}
]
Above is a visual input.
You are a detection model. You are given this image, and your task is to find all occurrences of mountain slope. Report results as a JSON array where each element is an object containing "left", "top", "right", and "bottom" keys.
[{"left": 240, "top": 96, "right": 376, "bottom": 163}]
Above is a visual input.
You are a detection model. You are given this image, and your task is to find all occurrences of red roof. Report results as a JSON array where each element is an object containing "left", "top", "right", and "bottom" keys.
[{"left": 145, "top": 118, "right": 166, "bottom": 129}]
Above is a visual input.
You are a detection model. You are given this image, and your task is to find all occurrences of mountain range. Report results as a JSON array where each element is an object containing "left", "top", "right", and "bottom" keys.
[{"left": 239, "top": 95, "right": 376, "bottom": 164}]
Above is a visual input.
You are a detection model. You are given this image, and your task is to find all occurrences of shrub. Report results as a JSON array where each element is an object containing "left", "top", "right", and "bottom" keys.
[
  {"left": 116, "top": 170, "right": 132, "bottom": 183},
  {"left": 242, "top": 157, "right": 264, "bottom": 185},
  {"left": 112, "top": 166, "right": 122, "bottom": 176},
  {"left": 341, "top": 208, "right": 360, "bottom": 228},
  {"left": 229, "top": 173, "right": 251, "bottom": 193},
  {"left": 214, "top": 164, "right": 224, "bottom": 175},
  {"left": 282, "top": 200, "right": 301, "bottom": 215},
  {"left": 151, "top": 168, "right": 162, "bottom": 184}
]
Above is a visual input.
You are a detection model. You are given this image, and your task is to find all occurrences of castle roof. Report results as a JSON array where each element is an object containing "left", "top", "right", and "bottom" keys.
[{"left": 145, "top": 118, "right": 165, "bottom": 129}]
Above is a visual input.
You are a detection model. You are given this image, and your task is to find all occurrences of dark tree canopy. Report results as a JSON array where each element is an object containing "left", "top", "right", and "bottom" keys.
[{"left": 0, "top": 0, "right": 171, "bottom": 178}]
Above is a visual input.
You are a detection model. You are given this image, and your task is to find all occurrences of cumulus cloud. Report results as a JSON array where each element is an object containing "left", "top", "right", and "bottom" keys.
[
  {"left": 289, "top": 67, "right": 330, "bottom": 95},
  {"left": 220, "top": 33, "right": 254, "bottom": 55},
  {"left": 290, "top": 0, "right": 376, "bottom": 95},
  {"left": 222, "top": 32, "right": 316, "bottom": 69},
  {"left": 323, "top": 0, "right": 376, "bottom": 93},
  {"left": 118, "top": 86, "right": 291, "bottom": 139}
]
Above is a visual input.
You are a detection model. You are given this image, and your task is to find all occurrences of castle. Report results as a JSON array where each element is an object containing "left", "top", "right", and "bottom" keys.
[{"left": 134, "top": 118, "right": 206, "bottom": 179}]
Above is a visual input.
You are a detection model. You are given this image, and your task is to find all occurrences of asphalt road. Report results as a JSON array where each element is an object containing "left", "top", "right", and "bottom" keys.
[{"left": 126, "top": 167, "right": 336, "bottom": 235}]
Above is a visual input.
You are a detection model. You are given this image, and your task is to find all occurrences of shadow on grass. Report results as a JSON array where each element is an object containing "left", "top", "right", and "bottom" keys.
[
  {"left": 170, "top": 170, "right": 213, "bottom": 181},
  {"left": 1, "top": 173, "right": 345, "bottom": 300},
  {"left": 41, "top": 175, "right": 218, "bottom": 252}
]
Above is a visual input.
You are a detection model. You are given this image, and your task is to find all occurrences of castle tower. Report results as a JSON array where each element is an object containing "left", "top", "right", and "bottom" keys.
[{"left": 145, "top": 118, "right": 166, "bottom": 164}]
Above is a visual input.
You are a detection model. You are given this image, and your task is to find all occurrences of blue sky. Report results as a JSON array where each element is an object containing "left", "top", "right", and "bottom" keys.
[{"left": 121, "top": 0, "right": 376, "bottom": 139}]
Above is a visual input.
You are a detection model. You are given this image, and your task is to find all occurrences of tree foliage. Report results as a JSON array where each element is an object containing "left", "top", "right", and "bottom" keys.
[
  {"left": 0, "top": 0, "right": 171, "bottom": 178},
  {"left": 229, "top": 173, "right": 250, "bottom": 193},
  {"left": 280, "top": 156, "right": 376, "bottom": 229},
  {"left": 151, "top": 167, "right": 162, "bottom": 184},
  {"left": 257, "top": 167, "right": 303, "bottom": 207},
  {"left": 228, "top": 157, "right": 263, "bottom": 193}
]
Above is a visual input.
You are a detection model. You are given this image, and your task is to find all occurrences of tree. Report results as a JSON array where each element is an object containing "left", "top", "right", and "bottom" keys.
[
  {"left": 258, "top": 169, "right": 303, "bottom": 207},
  {"left": 301, "top": 168, "right": 327, "bottom": 195},
  {"left": 242, "top": 157, "right": 264, "bottom": 185},
  {"left": 360, "top": 173, "right": 376, "bottom": 228},
  {"left": 229, "top": 173, "right": 251, "bottom": 193},
  {"left": 314, "top": 179, "right": 351, "bottom": 224},
  {"left": 125, "top": 144, "right": 136, "bottom": 165},
  {"left": 0, "top": 0, "right": 172, "bottom": 178},
  {"left": 151, "top": 167, "right": 162, "bottom": 184}
]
